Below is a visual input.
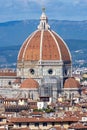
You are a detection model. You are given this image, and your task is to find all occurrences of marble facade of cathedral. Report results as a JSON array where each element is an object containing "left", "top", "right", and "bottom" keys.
[{"left": 0, "top": 10, "right": 81, "bottom": 102}]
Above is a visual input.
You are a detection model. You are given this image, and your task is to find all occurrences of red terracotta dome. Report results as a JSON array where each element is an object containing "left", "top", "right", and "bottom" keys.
[
  {"left": 64, "top": 77, "right": 81, "bottom": 89},
  {"left": 18, "top": 11, "right": 71, "bottom": 63},
  {"left": 20, "top": 78, "right": 39, "bottom": 89}
]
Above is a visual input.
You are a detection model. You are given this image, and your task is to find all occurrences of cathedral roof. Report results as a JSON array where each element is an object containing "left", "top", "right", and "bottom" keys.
[
  {"left": 64, "top": 77, "right": 81, "bottom": 89},
  {"left": 0, "top": 69, "right": 16, "bottom": 77},
  {"left": 18, "top": 10, "right": 71, "bottom": 63},
  {"left": 20, "top": 78, "right": 39, "bottom": 89}
]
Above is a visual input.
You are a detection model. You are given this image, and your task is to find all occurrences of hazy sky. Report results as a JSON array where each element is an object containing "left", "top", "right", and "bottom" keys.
[{"left": 0, "top": 0, "right": 87, "bottom": 22}]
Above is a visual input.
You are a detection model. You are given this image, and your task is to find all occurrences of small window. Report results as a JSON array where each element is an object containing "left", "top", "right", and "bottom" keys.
[
  {"left": 8, "top": 81, "right": 11, "bottom": 85},
  {"left": 27, "top": 123, "right": 29, "bottom": 127},
  {"left": 48, "top": 69, "right": 53, "bottom": 74},
  {"left": 52, "top": 122, "right": 55, "bottom": 126},
  {"left": 35, "top": 123, "right": 39, "bottom": 127},
  {"left": 19, "top": 123, "right": 21, "bottom": 127},
  {"left": 0, "top": 119, "right": 2, "bottom": 122},
  {"left": 43, "top": 122, "right": 47, "bottom": 126}
]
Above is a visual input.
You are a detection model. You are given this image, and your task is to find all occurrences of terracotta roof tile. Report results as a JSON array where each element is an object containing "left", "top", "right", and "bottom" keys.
[
  {"left": 64, "top": 77, "right": 81, "bottom": 88},
  {"left": 52, "top": 31, "right": 71, "bottom": 62},
  {"left": 42, "top": 31, "right": 60, "bottom": 60},
  {"left": 20, "top": 78, "right": 39, "bottom": 89},
  {"left": 8, "top": 116, "right": 79, "bottom": 123},
  {"left": 18, "top": 30, "right": 71, "bottom": 62},
  {"left": 18, "top": 36, "right": 31, "bottom": 61},
  {"left": 11, "top": 128, "right": 30, "bottom": 130},
  {"left": 69, "top": 122, "right": 87, "bottom": 129},
  {"left": 0, "top": 72, "right": 16, "bottom": 76}
]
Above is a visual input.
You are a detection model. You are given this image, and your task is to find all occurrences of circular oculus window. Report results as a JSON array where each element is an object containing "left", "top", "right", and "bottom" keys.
[
  {"left": 30, "top": 69, "right": 35, "bottom": 75},
  {"left": 48, "top": 69, "right": 53, "bottom": 74}
]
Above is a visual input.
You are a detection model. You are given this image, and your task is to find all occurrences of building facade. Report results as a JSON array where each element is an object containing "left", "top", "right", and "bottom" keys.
[
  {"left": 0, "top": 10, "right": 81, "bottom": 102},
  {"left": 17, "top": 9, "right": 72, "bottom": 99}
]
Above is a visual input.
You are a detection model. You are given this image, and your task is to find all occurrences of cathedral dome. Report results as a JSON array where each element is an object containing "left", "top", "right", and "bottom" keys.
[
  {"left": 64, "top": 77, "right": 81, "bottom": 89},
  {"left": 20, "top": 78, "right": 39, "bottom": 89},
  {"left": 17, "top": 10, "right": 71, "bottom": 63}
]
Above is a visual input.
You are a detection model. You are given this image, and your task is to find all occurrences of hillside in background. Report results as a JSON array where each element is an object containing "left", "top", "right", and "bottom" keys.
[
  {"left": 0, "top": 20, "right": 87, "bottom": 68},
  {"left": 0, "top": 20, "right": 87, "bottom": 47}
]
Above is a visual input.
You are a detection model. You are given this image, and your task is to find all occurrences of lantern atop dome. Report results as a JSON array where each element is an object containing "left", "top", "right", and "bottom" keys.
[{"left": 38, "top": 8, "right": 50, "bottom": 30}]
